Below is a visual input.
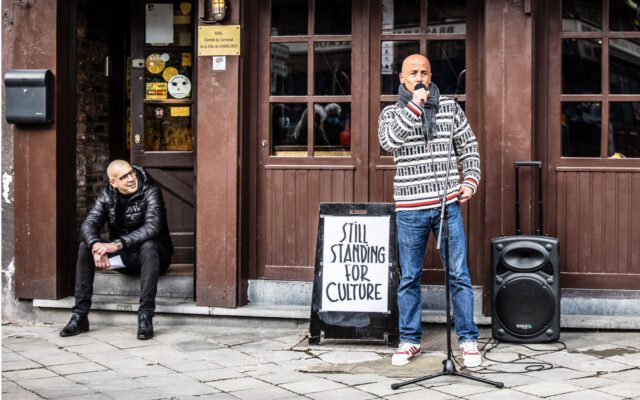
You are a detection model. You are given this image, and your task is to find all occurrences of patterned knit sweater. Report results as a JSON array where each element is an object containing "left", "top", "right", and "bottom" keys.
[{"left": 378, "top": 97, "right": 481, "bottom": 211}]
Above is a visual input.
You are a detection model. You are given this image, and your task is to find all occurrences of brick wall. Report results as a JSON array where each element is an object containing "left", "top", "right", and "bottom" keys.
[{"left": 75, "top": 0, "right": 111, "bottom": 228}]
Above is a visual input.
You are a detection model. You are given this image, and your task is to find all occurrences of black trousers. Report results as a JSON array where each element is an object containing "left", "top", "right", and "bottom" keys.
[{"left": 73, "top": 240, "right": 171, "bottom": 317}]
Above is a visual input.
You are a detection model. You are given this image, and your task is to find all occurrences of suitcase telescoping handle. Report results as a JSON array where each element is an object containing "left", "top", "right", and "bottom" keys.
[{"left": 514, "top": 161, "right": 543, "bottom": 236}]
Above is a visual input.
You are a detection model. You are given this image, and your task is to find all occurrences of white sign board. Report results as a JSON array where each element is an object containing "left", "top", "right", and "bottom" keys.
[{"left": 321, "top": 215, "right": 390, "bottom": 313}]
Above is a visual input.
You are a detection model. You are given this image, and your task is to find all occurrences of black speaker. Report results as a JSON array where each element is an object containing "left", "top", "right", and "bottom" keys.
[
  {"left": 491, "top": 236, "right": 560, "bottom": 342},
  {"left": 491, "top": 161, "right": 560, "bottom": 343}
]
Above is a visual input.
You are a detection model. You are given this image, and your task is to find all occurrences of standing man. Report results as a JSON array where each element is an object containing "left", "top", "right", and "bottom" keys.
[
  {"left": 378, "top": 54, "right": 482, "bottom": 367},
  {"left": 60, "top": 160, "right": 173, "bottom": 340}
]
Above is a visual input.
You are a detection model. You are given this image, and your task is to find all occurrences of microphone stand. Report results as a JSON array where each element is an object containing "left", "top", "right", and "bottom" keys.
[{"left": 392, "top": 73, "right": 504, "bottom": 390}]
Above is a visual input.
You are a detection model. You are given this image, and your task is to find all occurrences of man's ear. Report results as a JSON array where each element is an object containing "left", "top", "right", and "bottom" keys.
[
  {"left": 108, "top": 179, "right": 117, "bottom": 188},
  {"left": 399, "top": 72, "right": 405, "bottom": 84}
]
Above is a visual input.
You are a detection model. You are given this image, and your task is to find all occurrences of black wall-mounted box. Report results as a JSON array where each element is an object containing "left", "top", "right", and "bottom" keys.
[{"left": 4, "top": 69, "right": 54, "bottom": 124}]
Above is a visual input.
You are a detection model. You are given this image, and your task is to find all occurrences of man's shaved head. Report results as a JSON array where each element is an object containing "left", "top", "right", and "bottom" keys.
[
  {"left": 400, "top": 54, "right": 432, "bottom": 93},
  {"left": 107, "top": 160, "right": 138, "bottom": 195}
]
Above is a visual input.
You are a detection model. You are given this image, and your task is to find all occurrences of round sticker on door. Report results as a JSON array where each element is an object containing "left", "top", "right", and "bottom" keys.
[
  {"left": 168, "top": 74, "right": 191, "bottom": 99},
  {"left": 145, "top": 54, "right": 165, "bottom": 74}
]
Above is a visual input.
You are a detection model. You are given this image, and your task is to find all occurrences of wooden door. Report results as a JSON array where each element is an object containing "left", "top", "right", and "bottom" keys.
[
  {"left": 542, "top": 0, "right": 640, "bottom": 289},
  {"left": 254, "top": 0, "right": 368, "bottom": 280},
  {"left": 130, "top": 0, "right": 196, "bottom": 263}
]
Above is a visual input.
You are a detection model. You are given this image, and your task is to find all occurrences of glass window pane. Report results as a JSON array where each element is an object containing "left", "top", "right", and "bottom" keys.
[
  {"left": 610, "top": 38, "right": 640, "bottom": 94},
  {"left": 609, "top": 102, "right": 640, "bottom": 158},
  {"left": 381, "top": 0, "right": 420, "bottom": 34},
  {"left": 271, "top": 103, "right": 308, "bottom": 156},
  {"left": 562, "top": 0, "right": 602, "bottom": 32},
  {"left": 313, "top": 102, "right": 351, "bottom": 156},
  {"left": 271, "top": 43, "right": 308, "bottom": 96},
  {"left": 271, "top": 0, "right": 307, "bottom": 36},
  {"left": 145, "top": 52, "right": 193, "bottom": 100},
  {"left": 428, "top": 40, "right": 466, "bottom": 95},
  {"left": 427, "top": 0, "right": 466, "bottom": 34},
  {"left": 610, "top": 0, "right": 640, "bottom": 31},
  {"left": 381, "top": 41, "right": 420, "bottom": 95},
  {"left": 145, "top": 2, "right": 194, "bottom": 46},
  {"left": 144, "top": 104, "right": 193, "bottom": 151},
  {"left": 315, "top": 0, "right": 351, "bottom": 35},
  {"left": 562, "top": 102, "right": 601, "bottom": 157},
  {"left": 314, "top": 41, "right": 351, "bottom": 95},
  {"left": 562, "top": 39, "right": 601, "bottom": 94}
]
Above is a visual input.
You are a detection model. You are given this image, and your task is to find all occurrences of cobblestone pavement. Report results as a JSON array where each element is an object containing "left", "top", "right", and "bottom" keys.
[{"left": 3, "top": 321, "right": 640, "bottom": 399}]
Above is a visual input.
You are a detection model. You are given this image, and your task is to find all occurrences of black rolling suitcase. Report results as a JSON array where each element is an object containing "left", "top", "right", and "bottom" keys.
[{"left": 490, "top": 161, "right": 560, "bottom": 343}]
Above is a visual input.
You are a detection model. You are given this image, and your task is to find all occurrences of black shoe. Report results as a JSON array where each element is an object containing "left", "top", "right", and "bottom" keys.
[
  {"left": 137, "top": 313, "right": 154, "bottom": 340},
  {"left": 59, "top": 313, "right": 89, "bottom": 337}
]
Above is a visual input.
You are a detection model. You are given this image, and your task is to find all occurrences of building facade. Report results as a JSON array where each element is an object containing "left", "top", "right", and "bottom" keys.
[{"left": 2, "top": 0, "right": 639, "bottom": 322}]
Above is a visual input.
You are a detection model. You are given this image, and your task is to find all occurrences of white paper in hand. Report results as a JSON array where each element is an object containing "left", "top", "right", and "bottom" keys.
[{"left": 108, "top": 255, "right": 126, "bottom": 270}]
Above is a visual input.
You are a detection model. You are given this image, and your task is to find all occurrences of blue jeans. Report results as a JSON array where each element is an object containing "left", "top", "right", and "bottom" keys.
[{"left": 396, "top": 203, "right": 479, "bottom": 345}]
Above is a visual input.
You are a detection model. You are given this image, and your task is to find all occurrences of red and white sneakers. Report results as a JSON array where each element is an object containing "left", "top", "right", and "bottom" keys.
[
  {"left": 391, "top": 342, "right": 422, "bottom": 366},
  {"left": 459, "top": 340, "right": 482, "bottom": 367}
]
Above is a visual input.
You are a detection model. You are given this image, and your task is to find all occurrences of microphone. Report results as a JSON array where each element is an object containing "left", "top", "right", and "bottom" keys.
[{"left": 414, "top": 83, "right": 427, "bottom": 107}]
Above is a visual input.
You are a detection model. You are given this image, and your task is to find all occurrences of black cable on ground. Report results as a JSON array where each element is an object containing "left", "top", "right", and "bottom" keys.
[{"left": 454, "top": 337, "right": 567, "bottom": 374}]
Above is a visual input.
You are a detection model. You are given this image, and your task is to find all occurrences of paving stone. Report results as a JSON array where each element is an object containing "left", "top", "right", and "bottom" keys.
[
  {"left": 206, "top": 376, "right": 268, "bottom": 392},
  {"left": 162, "top": 359, "right": 225, "bottom": 373},
  {"left": 318, "top": 350, "right": 382, "bottom": 364},
  {"left": 306, "top": 386, "right": 379, "bottom": 400},
  {"left": 15, "top": 376, "right": 94, "bottom": 399},
  {"left": 515, "top": 381, "right": 584, "bottom": 397},
  {"left": 64, "top": 393, "right": 112, "bottom": 400},
  {"left": 172, "top": 394, "right": 240, "bottom": 400},
  {"left": 604, "top": 369, "right": 640, "bottom": 382},
  {"left": 21, "top": 349, "right": 88, "bottom": 367},
  {"left": 427, "top": 382, "right": 500, "bottom": 397},
  {"left": 184, "top": 367, "right": 245, "bottom": 382},
  {"left": 592, "top": 382, "right": 640, "bottom": 398},
  {"left": 64, "top": 342, "right": 122, "bottom": 354},
  {"left": 232, "top": 385, "right": 299, "bottom": 400},
  {"left": 567, "top": 376, "right": 621, "bottom": 389},
  {"left": 196, "top": 348, "right": 260, "bottom": 367},
  {"left": 608, "top": 352, "right": 640, "bottom": 367},
  {"left": 542, "top": 389, "right": 623, "bottom": 400},
  {"left": 385, "top": 388, "right": 456, "bottom": 399},
  {"left": 525, "top": 367, "right": 594, "bottom": 381},
  {"left": 314, "top": 372, "right": 382, "bottom": 386},
  {"left": 1, "top": 350, "right": 25, "bottom": 362},
  {"left": 355, "top": 380, "right": 423, "bottom": 397},
  {"left": 2, "top": 358, "right": 43, "bottom": 371},
  {"left": 465, "top": 388, "right": 542, "bottom": 400},
  {"left": 248, "top": 371, "right": 313, "bottom": 385},
  {"left": 2, "top": 367, "right": 58, "bottom": 381},
  {"left": 280, "top": 376, "right": 347, "bottom": 394},
  {"left": 48, "top": 361, "right": 108, "bottom": 376}
]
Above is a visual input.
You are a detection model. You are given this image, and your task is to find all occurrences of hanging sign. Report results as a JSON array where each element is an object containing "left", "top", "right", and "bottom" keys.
[{"left": 198, "top": 25, "right": 241, "bottom": 56}]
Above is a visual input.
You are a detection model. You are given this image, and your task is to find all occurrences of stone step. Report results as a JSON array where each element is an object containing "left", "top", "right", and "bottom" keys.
[{"left": 94, "top": 263, "right": 193, "bottom": 298}]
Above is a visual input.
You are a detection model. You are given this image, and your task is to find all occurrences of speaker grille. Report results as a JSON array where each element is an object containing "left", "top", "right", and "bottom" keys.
[{"left": 495, "top": 276, "right": 555, "bottom": 337}]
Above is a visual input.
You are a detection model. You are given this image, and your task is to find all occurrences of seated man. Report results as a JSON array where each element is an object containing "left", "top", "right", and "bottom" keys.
[{"left": 60, "top": 160, "right": 173, "bottom": 340}]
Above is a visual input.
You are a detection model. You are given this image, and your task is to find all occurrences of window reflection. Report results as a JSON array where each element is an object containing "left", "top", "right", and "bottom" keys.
[
  {"left": 312, "top": 103, "right": 351, "bottom": 156},
  {"left": 381, "top": 41, "right": 420, "bottom": 95},
  {"left": 609, "top": 102, "right": 640, "bottom": 158},
  {"left": 610, "top": 38, "right": 640, "bottom": 94},
  {"left": 271, "top": 43, "right": 308, "bottom": 96},
  {"left": 428, "top": 40, "right": 465, "bottom": 94},
  {"left": 314, "top": 41, "right": 352, "bottom": 95},
  {"left": 562, "top": 39, "right": 602, "bottom": 94},
  {"left": 315, "top": 0, "right": 351, "bottom": 35},
  {"left": 427, "top": 0, "right": 466, "bottom": 34},
  {"left": 562, "top": 102, "right": 601, "bottom": 157},
  {"left": 271, "top": 0, "right": 307, "bottom": 36},
  {"left": 610, "top": 0, "right": 640, "bottom": 32},
  {"left": 381, "top": 0, "right": 420, "bottom": 34},
  {"left": 271, "top": 103, "right": 308, "bottom": 155},
  {"left": 562, "top": 0, "right": 602, "bottom": 32}
]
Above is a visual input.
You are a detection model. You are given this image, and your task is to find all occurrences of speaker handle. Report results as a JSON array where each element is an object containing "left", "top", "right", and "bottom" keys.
[{"left": 514, "top": 161, "right": 543, "bottom": 236}]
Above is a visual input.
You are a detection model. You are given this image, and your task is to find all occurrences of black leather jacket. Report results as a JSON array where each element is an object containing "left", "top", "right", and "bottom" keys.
[{"left": 80, "top": 165, "right": 174, "bottom": 254}]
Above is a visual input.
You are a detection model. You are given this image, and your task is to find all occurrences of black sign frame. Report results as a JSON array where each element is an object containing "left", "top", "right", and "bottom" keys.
[{"left": 309, "top": 203, "right": 399, "bottom": 346}]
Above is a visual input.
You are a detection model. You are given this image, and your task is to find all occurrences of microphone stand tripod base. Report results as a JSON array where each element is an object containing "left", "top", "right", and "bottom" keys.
[{"left": 390, "top": 359, "right": 504, "bottom": 390}]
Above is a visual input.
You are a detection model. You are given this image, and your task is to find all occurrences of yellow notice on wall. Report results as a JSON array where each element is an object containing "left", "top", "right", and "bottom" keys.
[
  {"left": 198, "top": 25, "right": 241, "bottom": 56},
  {"left": 170, "top": 106, "right": 190, "bottom": 117}
]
